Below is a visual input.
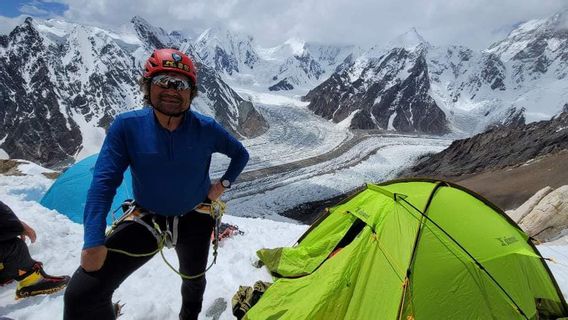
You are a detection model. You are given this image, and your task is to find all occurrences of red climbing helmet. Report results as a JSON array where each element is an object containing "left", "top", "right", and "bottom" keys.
[{"left": 143, "top": 48, "right": 197, "bottom": 85}]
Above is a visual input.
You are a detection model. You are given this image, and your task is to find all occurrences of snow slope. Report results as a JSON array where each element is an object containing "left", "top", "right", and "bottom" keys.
[
  {"left": 0, "top": 166, "right": 307, "bottom": 320},
  {"left": 2, "top": 157, "right": 568, "bottom": 319}
]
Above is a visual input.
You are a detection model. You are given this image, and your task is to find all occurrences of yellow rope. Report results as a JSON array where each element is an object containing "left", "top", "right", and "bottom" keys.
[
  {"left": 375, "top": 236, "right": 406, "bottom": 281},
  {"left": 107, "top": 246, "right": 162, "bottom": 258},
  {"left": 397, "top": 277, "right": 409, "bottom": 320},
  {"left": 373, "top": 199, "right": 408, "bottom": 281},
  {"left": 160, "top": 249, "right": 216, "bottom": 280}
]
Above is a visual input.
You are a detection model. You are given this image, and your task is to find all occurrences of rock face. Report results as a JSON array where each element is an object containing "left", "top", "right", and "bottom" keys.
[
  {"left": 0, "top": 18, "right": 98, "bottom": 167},
  {"left": 304, "top": 44, "right": 449, "bottom": 134},
  {"left": 403, "top": 111, "right": 568, "bottom": 178},
  {"left": 515, "top": 185, "right": 568, "bottom": 242},
  {"left": 508, "top": 186, "right": 554, "bottom": 223},
  {"left": 0, "top": 159, "right": 27, "bottom": 176},
  {"left": 193, "top": 60, "right": 268, "bottom": 139},
  {"left": 268, "top": 79, "right": 295, "bottom": 91},
  {"left": 0, "top": 17, "right": 267, "bottom": 168}
]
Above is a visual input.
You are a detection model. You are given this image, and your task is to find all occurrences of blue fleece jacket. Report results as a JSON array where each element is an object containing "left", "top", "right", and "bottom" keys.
[{"left": 83, "top": 108, "right": 249, "bottom": 249}]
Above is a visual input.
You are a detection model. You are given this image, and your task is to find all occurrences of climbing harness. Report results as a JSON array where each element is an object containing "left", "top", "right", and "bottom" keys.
[{"left": 106, "top": 199, "right": 226, "bottom": 280}]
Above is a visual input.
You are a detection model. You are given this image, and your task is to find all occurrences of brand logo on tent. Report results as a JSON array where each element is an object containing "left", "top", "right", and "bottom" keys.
[
  {"left": 496, "top": 236, "right": 518, "bottom": 246},
  {"left": 355, "top": 208, "right": 369, "bottom": 219}
]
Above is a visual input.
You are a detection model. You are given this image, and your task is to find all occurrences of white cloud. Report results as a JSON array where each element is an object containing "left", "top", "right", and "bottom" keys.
[
  {"left": 19, "top": 4, "right": 51, "bottom": 16},
  {"left": 1, "top": 0, "right": 567, "bottom": 49},
  {"left": 0, "top": 16, "right": 27, "bottom": 35}
]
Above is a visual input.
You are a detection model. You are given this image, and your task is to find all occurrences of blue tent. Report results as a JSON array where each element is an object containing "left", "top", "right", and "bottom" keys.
[{"left": 40, "top": 154, "right": 133, "bottom": 225}]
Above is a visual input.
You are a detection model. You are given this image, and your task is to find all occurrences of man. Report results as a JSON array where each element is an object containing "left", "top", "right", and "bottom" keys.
[
  {"left": 63, "top": 49, "right": 250, "bottom": 320},
  {"left": 0, "top": 200, "right": 70, "bottom": 299}
]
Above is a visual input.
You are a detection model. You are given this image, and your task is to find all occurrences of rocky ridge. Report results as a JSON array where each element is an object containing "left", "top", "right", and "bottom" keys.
[{"left": 402, "top": 111, "right": 568, "bottom": 178}]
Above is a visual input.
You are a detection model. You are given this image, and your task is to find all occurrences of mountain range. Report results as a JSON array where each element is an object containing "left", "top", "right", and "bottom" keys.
[
  {"left": 0, "top": 17, "right": 267, "bottom": 167},
  {"left": 191, "top": 10, "right": 567, "bottom": 135},
  {"left": 1, "top": 9, "right": 567, "bottom": 167},
  {"left": 304, "top": 10, "right": 568, "bottom": 134}
]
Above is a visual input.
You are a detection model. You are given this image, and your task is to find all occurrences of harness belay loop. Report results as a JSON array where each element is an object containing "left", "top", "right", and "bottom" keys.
[{"left": 106, "top": 199, "right": 227, "bottom": 279}]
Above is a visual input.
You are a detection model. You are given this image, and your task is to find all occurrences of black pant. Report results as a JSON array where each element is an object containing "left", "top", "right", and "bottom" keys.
[
  {"left": 64, "top": 212, "right": 214, "bottom": 320},
  {"left": 0, "top": 238, "right": 37, "bottom": 283}
]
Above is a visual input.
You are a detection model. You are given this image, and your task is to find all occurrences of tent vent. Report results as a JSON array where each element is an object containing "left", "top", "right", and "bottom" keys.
[{"left": 333, "top": 218, "right": 366, "bottom": 252}]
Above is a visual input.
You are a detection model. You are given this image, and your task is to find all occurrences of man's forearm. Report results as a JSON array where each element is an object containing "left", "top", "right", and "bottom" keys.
[{"left": 223, "top": 147, "right": 250, "bottom": 183}]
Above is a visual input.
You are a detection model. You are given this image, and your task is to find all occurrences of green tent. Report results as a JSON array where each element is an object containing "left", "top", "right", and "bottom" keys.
[{"left": 246, "top": 179, "right": 568, "bottom": 319}]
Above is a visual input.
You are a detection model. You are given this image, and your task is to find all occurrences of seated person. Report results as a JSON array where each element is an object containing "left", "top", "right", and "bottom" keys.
[{"left": 0, "top": 200, "right": 70, "bottom": 299}]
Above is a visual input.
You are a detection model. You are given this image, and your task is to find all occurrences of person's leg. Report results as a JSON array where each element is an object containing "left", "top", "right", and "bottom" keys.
[
  {"left": 0, "top": 238, "right": 36, "bottom": 284},
  {"left": 175, "top": 213, "right": 214, "bottom": 320},
  {"left": 0, "top": 238, "right": 70, "bottom": 298},
  {"left": 64, "top": 220, "right": 159, "bottom": 320}
]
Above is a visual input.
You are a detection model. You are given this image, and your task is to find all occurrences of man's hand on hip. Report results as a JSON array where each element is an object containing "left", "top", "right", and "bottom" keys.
[
  {"left": 207, "top": 181, "right": 225, "bottom": 201},
  {"left": 81, "top": 245, "right": 108, "bottom": 272}
]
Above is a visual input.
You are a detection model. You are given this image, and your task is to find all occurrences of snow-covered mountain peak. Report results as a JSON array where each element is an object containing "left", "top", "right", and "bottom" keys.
[
  {"left": 12, "top": 16, "right": 35, "bottom": 35},
  {"left": 283, "top": 37, "right": 307, "bottom": 56},
  {"left": 130, "top": 16, "right": 173, "bottom": 49},
  {"left": 194, "top": 26, "right": 259, "bottom": 75},
  {"left": 131, "top": 16, "right": 153, "bottom": 30},
  {"left": 386, "top": 27, "right": 430, "bottom": 51},
  {"left": 500, "top": 8, "right": 568, "bottom": 39},
  {"left": 507, "top": 19, "right": 548, "bottom": 39},
  {"left": 550, "top": 8, "right": 568, "bottom": 31},
  {"left": 196, "top": 26, "right": 253, "bottom": 45},
  {"left": 258, "top": 38, "right": 307, "bottom": 62},
  {"left": 488, "top": 9, "right": 568, "bottom": 62},
  {"left": 195, "top": 32, "right": 356, "bottom": 92},
  {"left": 197, "top": 27, "right": 227, "bottom": 45},
  {"left": 195, "top": 27, "right": 213, "bottom": 43},
  {"left": 168, "top": 30, "right": 191, "bottom": 45},
  {"left": 32, "top": 18, "right": 74, "bottom": 38},
  {"left": 7, "top": 17, "right": 45, "bottom": 48},
  {"left": 359, "top": 27, "right": 429, "bottom": 61},
  {"left": 196, "top": 27, "right": 256, "bottom": 59}
]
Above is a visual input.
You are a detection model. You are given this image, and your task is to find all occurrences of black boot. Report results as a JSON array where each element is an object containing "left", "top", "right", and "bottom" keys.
[{"left": 179, "top": 301, "right": 202, "bottom": 320}]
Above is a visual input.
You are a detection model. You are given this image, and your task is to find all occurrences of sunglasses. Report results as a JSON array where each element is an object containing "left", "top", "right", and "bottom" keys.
[{"left": 151, "top": 74, "right": 192, "bottom": 91}]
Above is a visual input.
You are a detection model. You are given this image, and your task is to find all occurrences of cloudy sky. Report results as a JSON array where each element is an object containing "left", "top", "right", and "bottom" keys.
[{"left": 0, "top": 0, "right": 567, "bottom": 49}]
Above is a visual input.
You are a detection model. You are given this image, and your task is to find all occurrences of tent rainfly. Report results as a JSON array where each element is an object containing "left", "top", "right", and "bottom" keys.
[
  {"left": 40, "top": 154, "right": 132, "bottom": 225},
  {"left": 244, "top": 179, "right": 568, "bottom": 320}
]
